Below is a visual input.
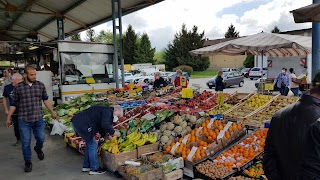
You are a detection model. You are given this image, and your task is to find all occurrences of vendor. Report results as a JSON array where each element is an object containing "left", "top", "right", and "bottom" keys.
[
  {"left": 71, "top": 106, "right": 120, "bottom": 175},
  {"left": 174, "top": 69, "right": 188, "bottom": 88},
  {"left": 153, "top": 72, "right": 166, "bottom": 89}
]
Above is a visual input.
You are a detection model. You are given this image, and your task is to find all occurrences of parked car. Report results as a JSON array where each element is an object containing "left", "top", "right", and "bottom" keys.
[
  {"left": 221, "top": 67, "right": 239, "bottom": 72},
  {"left": 249, "top": 67, "right": 267, "bottom": 80},
  {"left": 119, "top": 72, "right": 133, "bottom": 81},
  {"left": 241, "top": 68, "right": 251, "bottom": 78},
  {"left": 167, "top": 72, "right": 190, "bottom": 82},
  {"left": 206, "top": 71, "right": 244, "bottom": 89},
  {"left": 125, "top": 73, "right": 154, "bottom": 84}
]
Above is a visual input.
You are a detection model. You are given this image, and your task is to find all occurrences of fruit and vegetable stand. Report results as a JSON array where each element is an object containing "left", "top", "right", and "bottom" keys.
[{"left": 43, "top": 84, "right": 300, "bottom": 180}]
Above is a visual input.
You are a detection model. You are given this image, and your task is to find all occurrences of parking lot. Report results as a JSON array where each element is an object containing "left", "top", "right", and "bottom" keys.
[{"left": 189, "top": 78, "right": 258, "bottom": 94}]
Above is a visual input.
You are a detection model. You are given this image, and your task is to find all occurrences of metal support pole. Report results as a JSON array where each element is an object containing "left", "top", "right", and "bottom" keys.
[
  {"left": 118, "top": 0, "right": 125, "bottom": 86},
  {"left": 261, "top": 51, "right": 264, "bottom": 94},
  {"left": 112, "top": 0, "right": 119, "bottom": 88},
  {"left": 312, "top": 0, "right": 320, "bottom": 79},
  {"left": 56, "top": 17, "right": 65, "bottom": 40}
]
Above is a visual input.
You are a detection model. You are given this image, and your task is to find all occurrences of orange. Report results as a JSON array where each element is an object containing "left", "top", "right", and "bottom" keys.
[{"left": 218, "top": 125, "right": 224, "bottom": 130}]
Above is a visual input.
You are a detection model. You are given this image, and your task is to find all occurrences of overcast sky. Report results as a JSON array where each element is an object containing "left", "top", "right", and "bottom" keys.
[{"left": 83, "top": 0, "right": 312, "bottom": 51}]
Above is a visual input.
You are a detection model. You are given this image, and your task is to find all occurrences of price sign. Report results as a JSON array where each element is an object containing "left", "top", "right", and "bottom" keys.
[
  {"left": 182, "top": 134, "right": 190, "bottom": 145},
  {"left": 187, "top": 146, "right": 198, "bottom": 162},
  {"left": 170, "top": 142, "right": 180, "bottom": 155},
  {"left": 207, "top": 118, "right": 216, "bottom": 128}
]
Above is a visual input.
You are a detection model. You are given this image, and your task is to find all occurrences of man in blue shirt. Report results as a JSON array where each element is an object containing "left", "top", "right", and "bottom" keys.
[
  {"left": 71, "top": 106, "right": 120, "bottom": 175},
  {"left": 3, "top": 73, "right": 23, "bottom": 145},
  {"left": 274, "top": 68, "right": 289, "bottom": 96}
]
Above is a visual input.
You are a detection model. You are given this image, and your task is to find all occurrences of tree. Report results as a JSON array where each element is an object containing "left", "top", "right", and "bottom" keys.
[
  {"left": 164, "top": 24, "right": 209, "bottom": 71},
  {"left": 243, "top": 54, "right": 254, "bottom": 68},
  {"left": 94, "top": 30, "right": 114, "bottom": 43},
  {"left": 134, "top": 33, "right": 155, "bottom": 64},
  {"left": 225, "top": 24, "right": 239, "bottom": 38},
  {"left": 70, "top": 33, "right": 82, "bottom": 41},
  {"left": 271, "top": 26, "right": 281, "bottom": 33},
  {"left": 85, "top": 29, "right": 96, "bottom": 42},
  {"left": 123, "top": 25, "right": 138, "bottom": 64},
  {"left": 154, "top": 50, "right": 166, "bottom": 64}
]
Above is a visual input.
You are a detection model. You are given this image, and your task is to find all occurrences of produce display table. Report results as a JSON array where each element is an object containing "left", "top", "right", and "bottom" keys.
[{"left": 43, "top": 84, "right": 299, "bottom": 180}]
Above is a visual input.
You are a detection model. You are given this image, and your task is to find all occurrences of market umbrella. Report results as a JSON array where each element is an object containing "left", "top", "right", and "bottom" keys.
[
  {"left": 190, "top": 32, "right": 311, "bottom": 57},
  {"left": 291, "top": 3, "right": 320, "bottom": 23},
  {"left": 190, "top": 32, "right": 312, "bottom": 94}
]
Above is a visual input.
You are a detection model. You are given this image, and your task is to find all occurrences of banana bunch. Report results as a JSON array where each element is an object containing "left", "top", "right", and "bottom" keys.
[
  {"left": 147, "top": 133, "right": 157, "bottom": 144},
  {"left": 104, "top": 136, "right": 119, "bottom": 154}
]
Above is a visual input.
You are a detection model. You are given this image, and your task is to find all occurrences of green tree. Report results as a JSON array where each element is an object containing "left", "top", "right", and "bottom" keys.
[
  {"left": 225, "top": 24, "right": 239, "bottom": 38},
  {"left": 134, "top": 33, "right": 155, "bottom": 64},
  {"left": 243, "top": 54, "right": 254, "bottom": 68},
  {"left": 94, "top": 30, "right": 114, "bottom": 43},
  {"left": 164, "top": 24, "right": 209, "bottom": 71},
  {"left": 123, "top": 25, "right": 138, "bottom": 64},
  {"left": 85, "top": 29, "right": 96, "bottom": 42},
  {"left": 154, "top": 50, "right": 166, "bottom": 64},
  {"left": 70, "top": 33, "right": 82, "bottom": 41},
  {"left": 271, "top": 26, "right": 281, "bottom": 33}
]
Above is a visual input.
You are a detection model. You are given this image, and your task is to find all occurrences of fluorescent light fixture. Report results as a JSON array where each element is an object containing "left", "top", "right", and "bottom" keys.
[
  {"left": 29, "top": 46, "right": 39, "bottom": 50},
  {"left": 16, "top": 51, "right": 23, "bottom": 54}
]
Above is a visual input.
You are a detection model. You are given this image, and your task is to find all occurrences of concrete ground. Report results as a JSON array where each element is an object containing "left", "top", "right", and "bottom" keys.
[{"left": 0, "top": 102, "right": 121, "bottom": 180}]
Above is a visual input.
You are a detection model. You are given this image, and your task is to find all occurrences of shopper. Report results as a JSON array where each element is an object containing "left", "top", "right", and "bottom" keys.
[
  {"left": 5, "top": 65, "right": 57, "bottom": 173},
  {"left": 263, "top": 71, "right": 320, "bottom": 179},
  {"left": 215, "top": 70, "right": 224, "bottom": 92},
  {"left": 71, "top": 106, "right": 120, "bottom": 175},
  {"left": 153, "top": 72, "right": 166, "bottom": 89},
  {"left": 174, "top": 69, "right": 188, "bottom": 88},
  {"left": 288, "top": 68, "right": 300, "bottom": 97},
  {"left": 274, "top": 68, "right": 289, "bottom": 96},
  {"left": 3, "top": 73, "right": 23, "bottom": 146}
]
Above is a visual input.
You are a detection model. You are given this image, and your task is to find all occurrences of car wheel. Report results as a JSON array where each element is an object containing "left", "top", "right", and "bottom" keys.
[
  {"left": 209, "top": 86, "right": 213, "bottom": 89},
  {"left": 250, "top": 78, "right": 253, "bottom": 80},
  {"left": 239, "top": 81, "right": 244, "bottom": 87}
]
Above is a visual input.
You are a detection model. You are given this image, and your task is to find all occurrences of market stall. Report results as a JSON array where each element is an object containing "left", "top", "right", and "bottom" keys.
[{"left": 44, "top": 85, "right": 299, "bottom": 180}]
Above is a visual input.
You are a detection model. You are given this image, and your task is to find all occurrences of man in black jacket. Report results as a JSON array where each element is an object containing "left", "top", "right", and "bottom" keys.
[
  {"left": 71, "top": 106, "right": 120, "bottom": 175},
  {"left": 263, "top": 72, "right": 320, "bottom": 180}
]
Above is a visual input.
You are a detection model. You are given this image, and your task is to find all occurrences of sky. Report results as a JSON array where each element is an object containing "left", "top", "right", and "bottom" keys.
[{"left": 82, "top": 0, "right": 313, "bottom": 51}]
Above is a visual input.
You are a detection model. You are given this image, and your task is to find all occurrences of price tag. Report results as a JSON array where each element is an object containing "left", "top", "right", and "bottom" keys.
[
  {"left": 207, "top": 118, "right": 216, "bottom": 128},
  {"left": 187, "top": 146, "right": 198, "bottom": 162},
  {"left": 182, "top": 134, "right": 190, "bottom": 145},
  {"left": 196, "top": 127, "right": 203, "bottom": 137},
  {"left": 222, "top": 122, "right": 233, "bottom": 132},
  {"left": 170, "top": 142, "right": 180, "bottom": 155},
  {"left": 198, "top": 111, "right": 205, "bottom": 117}
]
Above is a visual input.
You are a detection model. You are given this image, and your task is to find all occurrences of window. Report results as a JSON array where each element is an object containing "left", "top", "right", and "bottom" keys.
[
  {"left": 60, "top": 52, "right": 113, "bottom": 85},
  {"left": 234, "top": 72, "right": 240, "bottom": 77},
  {"left": 251, "top": 68, "right": 261, "bottom": 71},
  {"left": 228, "top": 73, "right": 234, "bottom": 78}
]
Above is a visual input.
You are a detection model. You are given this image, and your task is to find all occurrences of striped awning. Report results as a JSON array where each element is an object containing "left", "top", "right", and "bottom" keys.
[{"left": 190, "top": 32, "right": 311, "bottom": 57}]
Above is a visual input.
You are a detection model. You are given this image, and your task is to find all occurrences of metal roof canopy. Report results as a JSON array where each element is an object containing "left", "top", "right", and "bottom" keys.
[{"left": 0, "top": 0, "right": 164, "bottom": 42}]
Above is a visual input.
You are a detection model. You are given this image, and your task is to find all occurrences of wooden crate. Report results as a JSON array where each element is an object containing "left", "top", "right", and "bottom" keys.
[
  {"left": 137, "top": 142, "right": 159, "bottom": 158},
  {"left": 163, "top": 169, "right": 183, "bottom": 180}
]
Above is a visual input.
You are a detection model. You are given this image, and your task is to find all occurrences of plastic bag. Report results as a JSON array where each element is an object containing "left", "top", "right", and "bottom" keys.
[
  {"left": 50, "top": 119, "right": 68, "bottom": 136},
  {"left": 287, "top": 90, "right": 294, "bottom": 97}
]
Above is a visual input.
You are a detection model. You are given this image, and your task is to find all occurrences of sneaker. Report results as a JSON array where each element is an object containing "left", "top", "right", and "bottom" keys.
[
  {"left": 89, "top": 167, "right": 106, "bottom": 175},
  {"left": 82, "top": 167, "right": 90, "bottom": 172},
  {"left": 24, "top": 161, "right": 32, "bottom": 173},
  {"left": 34, "top": 147, "right": 44, "bottom": 160}
]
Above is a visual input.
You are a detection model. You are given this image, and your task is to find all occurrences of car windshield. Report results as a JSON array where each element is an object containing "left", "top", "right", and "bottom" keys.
[
  {"left": 221, "top": 68, "right": 229, "bottom": 72},
  {"left": 251, "top": 68, "right": 260, "bottom": 71},
  {"left": 134, "top": 74, "right": 142, "bottom": 77},
  {"left": 241, "top": 68, "right": 250, "bottom": 72}
]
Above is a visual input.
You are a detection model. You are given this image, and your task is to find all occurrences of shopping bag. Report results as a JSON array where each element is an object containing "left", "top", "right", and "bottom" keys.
[
  {"left": 287, "top": 90, "right": 294, "bottom": 97},
  {"left": 50, "top": 119, "right": 68, "bottom": 136}
]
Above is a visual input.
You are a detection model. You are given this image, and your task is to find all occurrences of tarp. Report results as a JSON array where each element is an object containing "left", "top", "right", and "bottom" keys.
[
  {"left": 291, "top": 3, "right": 320, "bottom": 23},
  {"left": 190, "top": 32, "right": 311, "bottom": 57}
]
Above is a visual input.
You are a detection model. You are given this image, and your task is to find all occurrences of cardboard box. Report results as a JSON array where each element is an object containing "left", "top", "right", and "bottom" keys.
[
  {"left": 295, "top": 77, "right": 307, "bottom": 84},
  {"left": 119, "top": 166, "right": 163, "bottom": 180},
  {"left": 163, "top": 169, "right": 183, "bottom": 180},
  {"left": 137, "top": 142, "right": 159, "bottom": 158},
  {"left": 162, "top": 157, "right": 184, "bottom": 174},
  {"left": 101, "top": 149, "right": 137, "bottom": 172}
]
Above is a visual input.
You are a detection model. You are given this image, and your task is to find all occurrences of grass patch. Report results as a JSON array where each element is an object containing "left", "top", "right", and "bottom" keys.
[{"left": 191, "top": 70, "right": 218, "bottom": 79}]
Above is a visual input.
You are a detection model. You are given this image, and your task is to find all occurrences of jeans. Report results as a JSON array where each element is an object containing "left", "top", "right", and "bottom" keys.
[
  {"left": 72, "top": 124, "right": 99, "bottom": 171},
  {"left": 12, "top": 115, "right": 20, "bottom": 141},
  {"left": 290, "top": 87, "right": 299, "bottom": 97},
  {"left": 280, "top": 87, "right": 288, "bottom": 96},
  {"left": 19, "top": 119, "right": 45, "bottom": 161}
]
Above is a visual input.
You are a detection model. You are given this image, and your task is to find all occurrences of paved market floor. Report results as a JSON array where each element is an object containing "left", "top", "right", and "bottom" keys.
[{"left": 0, "top": 102, "right": 121, "bottom": 180}]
